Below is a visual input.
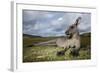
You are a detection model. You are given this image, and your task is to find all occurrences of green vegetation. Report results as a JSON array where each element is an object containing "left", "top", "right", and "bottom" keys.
[{"left": 23, "top": 33, "right": 91, "bottom": 62}]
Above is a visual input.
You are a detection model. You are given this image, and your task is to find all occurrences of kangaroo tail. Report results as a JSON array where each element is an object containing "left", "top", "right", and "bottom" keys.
[{"left": 33, "top": 39, "right": 57, "bottom": 46}]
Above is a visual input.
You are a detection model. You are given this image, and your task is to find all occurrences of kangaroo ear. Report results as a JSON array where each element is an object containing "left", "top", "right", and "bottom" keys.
[{"left": 75, "top": 17, "right": 81, "bottom": 26}]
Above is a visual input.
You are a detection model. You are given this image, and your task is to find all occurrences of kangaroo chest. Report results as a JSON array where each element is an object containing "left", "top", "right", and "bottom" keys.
[
  {"left": 56, "top": 37, "right": 80, "bottom": 49},
  {"left": 66, "top": 38, "right": 80, "bottom": 49}
]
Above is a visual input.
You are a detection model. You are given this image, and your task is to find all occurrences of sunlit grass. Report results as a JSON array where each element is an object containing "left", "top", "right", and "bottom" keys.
[
  {"left": 23, "top": 33, "right": 91, "bottom": 62},
  {"left": 23, "top": 45, "right": 91, "bottom": 62}
]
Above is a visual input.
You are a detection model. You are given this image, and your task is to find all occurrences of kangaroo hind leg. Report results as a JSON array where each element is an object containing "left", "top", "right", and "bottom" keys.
[{"left": 70, "top": 46, "right": 80, "bottom": 57}]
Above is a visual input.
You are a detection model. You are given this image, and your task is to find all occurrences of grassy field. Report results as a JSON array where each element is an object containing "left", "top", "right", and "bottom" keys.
[{"left": 23, "top": 33, "right": 91, "bottom": 62}]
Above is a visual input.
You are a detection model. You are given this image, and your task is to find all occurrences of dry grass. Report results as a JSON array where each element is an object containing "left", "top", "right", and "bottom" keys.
[{"left": 23, "top": 33, "right": 91, "bottom": 62}]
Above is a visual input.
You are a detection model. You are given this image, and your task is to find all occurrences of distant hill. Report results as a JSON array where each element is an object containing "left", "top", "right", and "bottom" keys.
[
  {"left": 23, "top": 34, "right": 41, "bottom": 38},
  {"left": 80, "top": 33, "right": 91, "bottom": 37},
  {"left": 23, "top": 32, "right": 91, "bottom": 38}
]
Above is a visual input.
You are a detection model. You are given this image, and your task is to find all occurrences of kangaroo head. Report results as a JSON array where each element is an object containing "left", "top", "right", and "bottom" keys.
[{"left": 65, "top": 17, "right": 81, "bottom": 39}]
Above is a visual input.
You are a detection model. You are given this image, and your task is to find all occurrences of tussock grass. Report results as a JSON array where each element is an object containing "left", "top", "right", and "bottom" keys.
[{"left": 23, "top": 33, "right": 91, "bottom": 62}]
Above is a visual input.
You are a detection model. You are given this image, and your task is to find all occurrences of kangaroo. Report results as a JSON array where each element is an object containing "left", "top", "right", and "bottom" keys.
[
  {"left": 32, "top": 17, "right": 81, "bottom": 56},
  {"left": 56, "top": 17, "right": 81, "bottom": 56}
]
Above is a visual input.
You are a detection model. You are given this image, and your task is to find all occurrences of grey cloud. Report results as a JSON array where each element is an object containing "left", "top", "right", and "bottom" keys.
[{"left": 23, "top": 10, "right": 91, "bottom": 37}]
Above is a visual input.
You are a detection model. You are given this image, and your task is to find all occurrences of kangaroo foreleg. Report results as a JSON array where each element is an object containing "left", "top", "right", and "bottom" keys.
[{"left": 57, "top": 47, "right": 67, "bottom": 56}]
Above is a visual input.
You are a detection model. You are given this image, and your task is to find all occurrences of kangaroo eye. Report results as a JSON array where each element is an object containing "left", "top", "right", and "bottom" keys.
[{"left": 71, "top": 26, "right": 74, "bottom": 29}]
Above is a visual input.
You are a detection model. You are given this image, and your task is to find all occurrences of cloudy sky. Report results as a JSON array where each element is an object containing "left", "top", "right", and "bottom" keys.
[{"left": 23, "top": 10, "right": 91, "bottom": 37}]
